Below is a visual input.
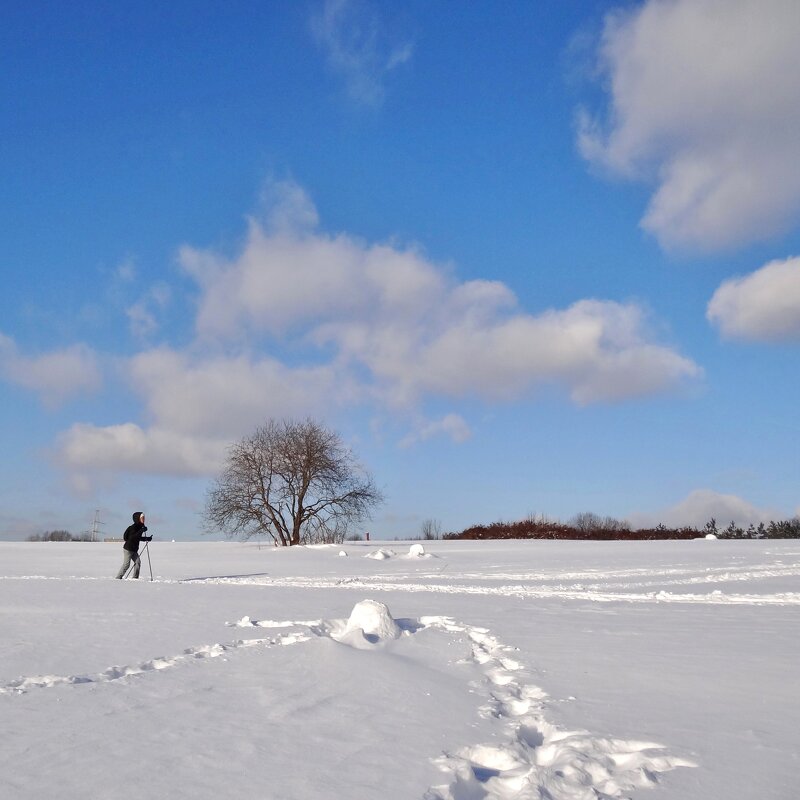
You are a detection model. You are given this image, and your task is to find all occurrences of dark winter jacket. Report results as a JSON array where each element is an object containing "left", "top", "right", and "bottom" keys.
[{"left": 123, "top": 511, "right": 152, "bottom": 553}]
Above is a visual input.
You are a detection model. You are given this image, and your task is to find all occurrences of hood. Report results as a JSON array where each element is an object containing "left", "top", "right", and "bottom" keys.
[{"left": 132, "top": 511, "right": 144, "bottom": 524}]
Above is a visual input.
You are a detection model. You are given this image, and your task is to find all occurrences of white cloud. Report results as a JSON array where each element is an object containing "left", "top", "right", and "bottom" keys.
[
  {"left": 0, "top": 333, "right": 101, "bottom": 407},
  {"left": 179, "top": 182, "right": 700, "bottom": 410},
  {"left": 629, "top": 488, "right": 779, "bottom": 529},
  {"left": 707, "top": 256, "right": 800, "bottom": 341},
  {"left": 579, "top": 0, "right": 800, "bottom": 250},
  {"left": 180, "top": 224, "right": 447, "bottom": 341},
  {"left": 57, "top": 423, "right": 225, "bottom": 478},
  {"left": 356, "top": 299, "right": 699, "bottom": 406},
  {"left": 128, "top": 348, "right": 340, "bottom": 438},
  {"left": 56, "top": 349, "right": 345, "bottom": 477},
  {"left": 310, "top": 0, "right": 412, "bottom": 106}
]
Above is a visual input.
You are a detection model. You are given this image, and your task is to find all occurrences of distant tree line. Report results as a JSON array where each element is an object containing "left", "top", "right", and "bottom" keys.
[
  {"left": 26, "top": 530, "right": 93, "bottom": 542},
  {"left": 444, "top": 513, "right": 800, "bottom": 541}
]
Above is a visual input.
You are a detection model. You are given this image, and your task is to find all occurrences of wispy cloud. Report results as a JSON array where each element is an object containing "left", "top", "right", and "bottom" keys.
[
  {"left": 311, "top": 0, "right": 412, "bottom": 106},
  {"left": 578, "top": 0, "right": 800, "bottom": 251},
  {"left": 115, "top": 257, "right": 137, "bottom": 283},
  {"left": 399, "top": 414, "right": 472, "bottom": 448},
  {"left": 126, "top": 282, "right": 172, "bottom": 339}
]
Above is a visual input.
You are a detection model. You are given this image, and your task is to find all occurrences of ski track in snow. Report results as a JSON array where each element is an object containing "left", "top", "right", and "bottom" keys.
[
  {"left": 1, "top": 603, "right": 696, "bottom": 798},
  {"left": 169, "top": 556, "right": 800, "bottom": 605},
  {"left": 4, "top": 560, "right": 800, "bottom": 604},
  {"left": 178, "top": 573, "right": 800, "bottom": 606}
]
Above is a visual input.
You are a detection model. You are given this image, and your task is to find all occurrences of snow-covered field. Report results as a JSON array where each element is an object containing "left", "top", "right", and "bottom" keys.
[{"left": 1, "top": 539, "right": 798, "bottom": 799}]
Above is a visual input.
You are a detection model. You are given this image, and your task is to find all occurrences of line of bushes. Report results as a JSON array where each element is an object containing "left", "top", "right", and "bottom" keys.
[{"left": 444, "top": 515, "right": 800, "bottom": 541}]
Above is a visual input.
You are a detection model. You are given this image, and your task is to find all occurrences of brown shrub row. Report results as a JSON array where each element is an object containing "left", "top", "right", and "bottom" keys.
[{"left": 446, "top": 519, "right": 699, "bottom": 541}]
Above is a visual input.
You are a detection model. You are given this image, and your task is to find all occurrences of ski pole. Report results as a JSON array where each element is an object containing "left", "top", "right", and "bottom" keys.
[{"left": 144, "top": 541, "right": 153, "bottom": 581}]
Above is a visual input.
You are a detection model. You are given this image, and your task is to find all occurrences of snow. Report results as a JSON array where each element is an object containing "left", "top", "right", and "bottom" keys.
[{"left": 1, "top": 539, "right": 798, "bottom": 799}]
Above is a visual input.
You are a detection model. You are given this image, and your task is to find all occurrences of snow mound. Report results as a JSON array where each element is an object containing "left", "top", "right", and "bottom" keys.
[
  {"left": 338, "top": 550, "right": 348, "bottom": 557},
  {"left": 408, "top": 543, "right": 425, "bottom": 557},
  {"left": 331, "top": 600, "right": 401, "bottom": 649},
  {"left": 366, "top": 548, "right": 396, "bottom": 560},
  {"left": 705, "top": 534, "right": 718, "bottom": 540}
]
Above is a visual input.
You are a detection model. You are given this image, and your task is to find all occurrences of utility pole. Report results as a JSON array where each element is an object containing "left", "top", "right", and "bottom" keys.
[{"left": 90, "top": 509, "right": 105, "bottom": 542}]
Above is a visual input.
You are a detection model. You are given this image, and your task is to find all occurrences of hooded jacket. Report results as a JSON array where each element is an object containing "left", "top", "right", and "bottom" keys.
[{"left": 123, "top": 512, "right": 151, "bottom": 553}]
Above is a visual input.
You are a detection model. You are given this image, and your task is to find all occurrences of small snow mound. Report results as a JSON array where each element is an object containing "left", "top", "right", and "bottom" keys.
[
  {"left": 333, "top": 600, "right": 401, "bottom": 648},
  {"left": 705, "top": 533, "right": 718, "bottom": 540},
  {"left": 366, "top": 548, "right": 395, "bottom": 560},
  {"left": 408, "top": 543, "right": 425, "bottom": 557},
  {"left": 338, "top": 550, "right": 348, "bottom": 557},
  {"left": 347, "top": 599, "right": 401, "bottom": 640}
]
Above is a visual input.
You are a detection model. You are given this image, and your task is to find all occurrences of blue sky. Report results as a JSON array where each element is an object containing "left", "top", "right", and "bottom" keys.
[{"left": 2, "top": 0, "right": 799, "bottom": 541}]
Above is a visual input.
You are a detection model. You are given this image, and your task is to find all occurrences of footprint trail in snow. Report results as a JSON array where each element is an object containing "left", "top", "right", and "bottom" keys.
[
  {"left": 419, "top": 614, "right": 695, "bottom": 799},
  {"left": 234, "top": 600, "right": 696, "bottom": 798},
  {"left": 1, "top": 598, "right": 695, "bottom": 797}
]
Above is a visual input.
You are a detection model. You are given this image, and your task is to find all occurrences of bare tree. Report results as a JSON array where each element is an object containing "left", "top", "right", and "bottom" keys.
[
  {"left": 420, "top": 518, "right": 442, "bottom": 540},
  {"left": 205, "top": 419, "right": 383, "bottom": 546}
]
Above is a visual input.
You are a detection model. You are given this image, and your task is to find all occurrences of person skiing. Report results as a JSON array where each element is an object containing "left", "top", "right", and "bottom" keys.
[{"left": 115, "top": 511, "right": 152, "bottom": 579}]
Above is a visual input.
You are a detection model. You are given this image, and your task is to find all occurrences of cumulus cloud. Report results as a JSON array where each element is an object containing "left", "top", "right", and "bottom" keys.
[
  {"left": 0, "top": 333, "right": 101, "bottom": 407},
  {"left": 128, "top": 348, "right": 340, "bottom": 438},
  {"left": 579, "top": 0, "right": 800, "bottom": 250},
  {"left": 57, "top": 422, "right": 226, "bottom": 478},
  {"left": 342, "top": 298, "right": 699, "bottom": 406},
  {"left": 629, "top": 488, "right": 779, "bottom": 529},
  {"left": 707, "top": 256, "right": 800, "bottom": 341},
  {"left": 180, "top": 183, "right": 700, "bottom": 410},
  {"left": 310, "top": 0, "right": 412, "bottom": 106}
]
